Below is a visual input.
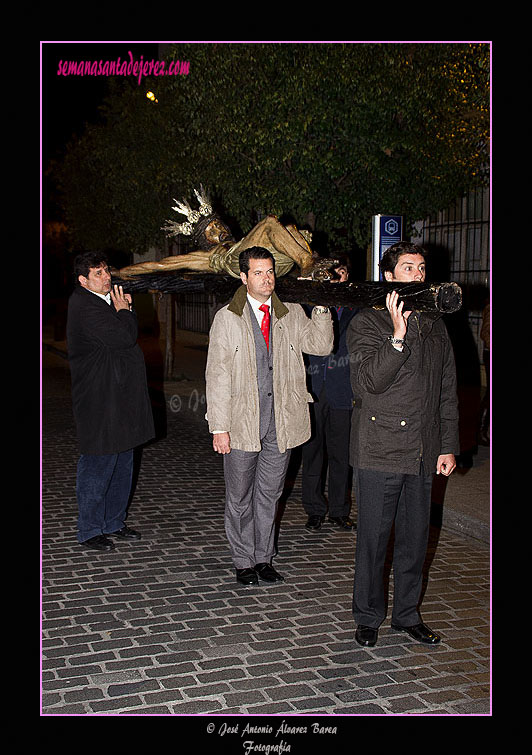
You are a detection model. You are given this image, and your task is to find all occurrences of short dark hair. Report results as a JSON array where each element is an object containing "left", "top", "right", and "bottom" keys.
[
  {"left": 379, "top": 242, "right": 426, "bottom": 276},
  {"left": 239, "top": 246, "right": 275, "bottom": 275},
  {"left": 333, "top": 254, "right": 351, "bottom": 272},
  {"left": 73, "top": 251, "right": 109, "bottom": 282}
]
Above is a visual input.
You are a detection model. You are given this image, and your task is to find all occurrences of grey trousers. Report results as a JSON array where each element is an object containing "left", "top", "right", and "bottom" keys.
[
  {"left": 223, "top": 420, "right": 290, "bottom": 569},
  {"left": 352, "top": 466, "right": 433, "bottom": 628}
]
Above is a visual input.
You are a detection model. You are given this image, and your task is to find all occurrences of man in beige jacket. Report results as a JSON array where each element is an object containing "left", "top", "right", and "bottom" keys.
[{"left": 206, "top": 247, "right": 333, "bottom": 585}]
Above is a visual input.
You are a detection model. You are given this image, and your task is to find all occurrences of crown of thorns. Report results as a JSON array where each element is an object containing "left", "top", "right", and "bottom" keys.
[{"left": 161, "top": 185, "right": 214, "bottom": 238}]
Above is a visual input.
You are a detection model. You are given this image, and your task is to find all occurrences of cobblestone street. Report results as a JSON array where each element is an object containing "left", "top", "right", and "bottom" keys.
[{"left": 41, "top": 346, "right": 491, "bottom": 722}]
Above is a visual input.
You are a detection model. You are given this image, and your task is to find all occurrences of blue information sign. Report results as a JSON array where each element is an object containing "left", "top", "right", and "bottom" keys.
[{"left": 371, "top": 214, "right": 403, "bottom": 280}]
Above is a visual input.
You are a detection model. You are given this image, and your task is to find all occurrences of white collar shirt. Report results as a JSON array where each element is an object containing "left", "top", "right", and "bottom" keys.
[
  {"left": 246, "top": 294, "right": 272, "bottom": 327},
  {"left": 88, "top": 289, "right": 111, "bottom": 305}
]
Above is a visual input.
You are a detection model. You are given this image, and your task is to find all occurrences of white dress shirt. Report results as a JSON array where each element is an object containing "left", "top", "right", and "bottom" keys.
[
  {"left": 87, "top": 289, "right": 111, "bottom": 305},
  {"left": 247, "top": 293, "right": 272, "bottom": 326}
]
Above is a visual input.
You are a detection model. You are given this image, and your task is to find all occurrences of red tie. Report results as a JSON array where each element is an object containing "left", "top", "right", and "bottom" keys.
[{"left": 259, "top": 303, "right": 270, "bottom": 350}]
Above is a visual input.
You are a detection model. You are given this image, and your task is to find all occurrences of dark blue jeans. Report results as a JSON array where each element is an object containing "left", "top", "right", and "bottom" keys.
[{"left": 76, "top": 450, "right": 134, "bottom": 543}]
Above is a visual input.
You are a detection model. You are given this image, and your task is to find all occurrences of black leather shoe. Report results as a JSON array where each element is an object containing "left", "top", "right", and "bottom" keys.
[
  {"left": 328, "top": 516, "right": 356, "bottom": 530},
  {"left": 82, "top": 535, "right": 115, "bottom": 551},
  {"left": 355, "top": 625, "right": 378, "bottom": 647},
  {"left": 106, "top": 526, "right": 141, "bottom": 540},
  {"left": 254, "top": 562, "right": 284, "bottom": 583},
  {"left": 236, "top": 568, "right": 259, "bottom": 586},
  {"left": 305, "top": 515, "right": 324, "bottom": 530},
  {"left": 391, "top": 622, "right": 441, "bottom": 644}
]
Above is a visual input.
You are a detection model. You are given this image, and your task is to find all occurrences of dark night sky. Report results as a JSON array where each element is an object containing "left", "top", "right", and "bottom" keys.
[
  {"left": 41, "top": 42, "right": 162, "bottom": 291},
  {"left": 41, "top": 41, "right": 161, "bottom": 165}
]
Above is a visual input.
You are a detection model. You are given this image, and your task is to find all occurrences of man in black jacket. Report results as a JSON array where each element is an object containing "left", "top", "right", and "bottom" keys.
[
  {"left": 67, "top": 252, "right": 155, "bottom": 551},
  {"left": 347, "top": 243, "right": 459, "bottom": 647}
]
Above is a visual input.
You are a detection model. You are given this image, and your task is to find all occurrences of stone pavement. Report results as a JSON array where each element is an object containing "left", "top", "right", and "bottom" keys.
[{"left": 41, "top": 337, "right": 491, "bottom": 721}]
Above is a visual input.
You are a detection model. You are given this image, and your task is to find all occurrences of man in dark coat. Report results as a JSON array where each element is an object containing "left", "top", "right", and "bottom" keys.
[
  {"left": 302, "top": 258, "right": 358, "bottom": 531},
  {"left": 347, "top": 242, "right": 459, "bottom": 648},
  {"left": 67, "top": 252, "right": 155, "bottom": 551}
]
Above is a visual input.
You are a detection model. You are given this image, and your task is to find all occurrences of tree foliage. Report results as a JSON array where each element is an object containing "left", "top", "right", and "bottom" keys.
[{"left": 52, "top": 42, "right": 490, "bottom": 256}]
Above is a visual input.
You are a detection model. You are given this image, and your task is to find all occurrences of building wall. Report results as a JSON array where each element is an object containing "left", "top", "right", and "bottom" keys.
[{"left": 412, "top": 185, "right": 490, "bottom": 362}]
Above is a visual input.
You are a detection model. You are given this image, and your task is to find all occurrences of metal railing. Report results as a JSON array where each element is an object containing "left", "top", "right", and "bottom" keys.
[{"left": 414, "top": 186, "right": 490, "bottom": 361}]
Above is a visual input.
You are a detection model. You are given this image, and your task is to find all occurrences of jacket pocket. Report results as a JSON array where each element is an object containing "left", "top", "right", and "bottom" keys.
[
  {"left": 288, "top": 343, "right": 309, "bottom": 395},
  {"left": 361, "top": 412, "right": 411, "bottom": 460},
  {"left": 282, "top": 390, "right": 312, "bottom": 440}
]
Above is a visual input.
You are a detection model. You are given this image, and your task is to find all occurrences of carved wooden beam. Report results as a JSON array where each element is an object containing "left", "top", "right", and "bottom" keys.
[{"left": 112, "top": 272, "right": 462, "bottom": 314}]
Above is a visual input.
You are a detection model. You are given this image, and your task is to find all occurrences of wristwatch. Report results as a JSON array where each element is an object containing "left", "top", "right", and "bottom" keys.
[
  {"left": 388, "top": 335, "right": 404, "bottom": 345},
  {"left": 314, "top": 306, "right": 329, "bottom": 314}
]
